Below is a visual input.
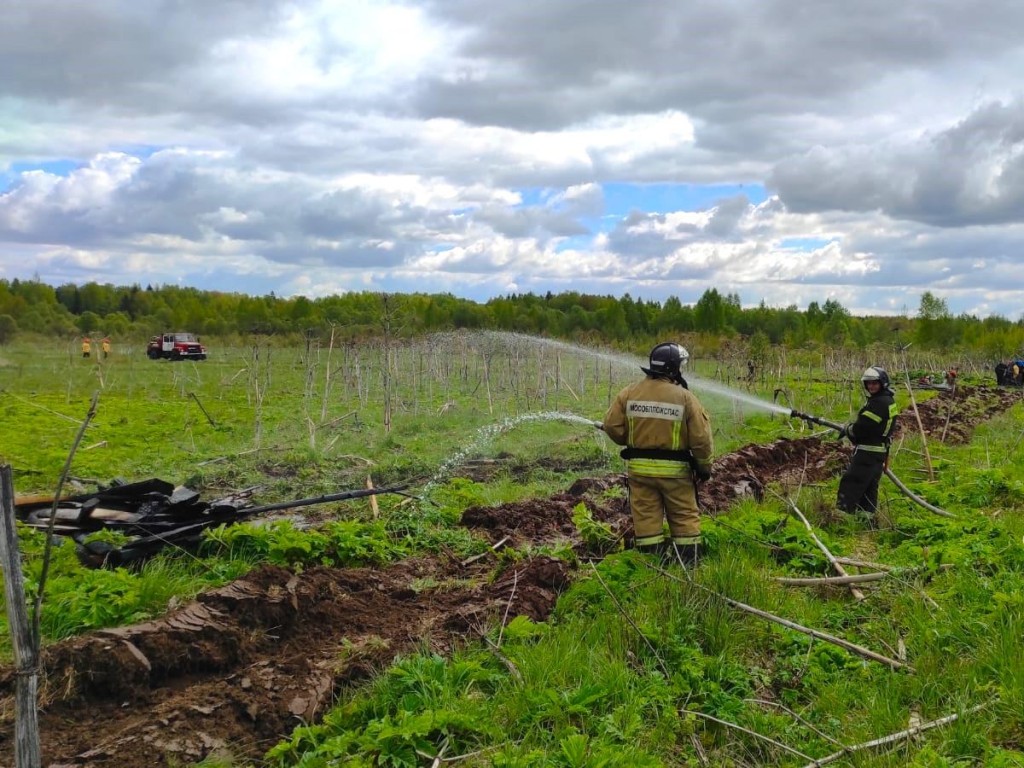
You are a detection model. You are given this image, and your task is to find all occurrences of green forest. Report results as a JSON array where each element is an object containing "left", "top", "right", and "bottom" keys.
[{"left": 0, "top": 278, "right": 1022, "bottom": 355}]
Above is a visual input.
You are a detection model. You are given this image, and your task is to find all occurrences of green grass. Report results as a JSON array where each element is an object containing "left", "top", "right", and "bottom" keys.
[{"left": 1, "top": 336, "right": 1023, "bottom": 766}]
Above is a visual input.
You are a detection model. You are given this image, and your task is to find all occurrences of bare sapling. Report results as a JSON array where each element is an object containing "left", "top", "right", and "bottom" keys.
[
  {"left": 460, "top": 337, "right": 469, "bottom": 388},
  {"left": 378, "top": 293, "right": 396, "bottom": 434},
  {"left": 897, "top": 344, "right": 935, "bottom": 480},
  {"left": 554, "top": 352, "right": 560, "bottom": 410},
  {"left": 0, "top": 465, "right": 41, "bottom": 767},
  {"left": 342, "top": 340, "right": 351, "bottom": 402},
  {"left": 93, "top": 356, "right": 106, "bottom": 390},
  {"left": 483, "top": 353, "right": 494, "bottom": 415},
  {"left": 414, "top": 346, "right": 422, "bottom": 416},
  {"left": 3, "top": 393, "right": 99, "bottom": 766},
  {"left": 510, "top": 344, "right": 521, "bottom": 407},
  {"left": 189, "top": 392, "right": 216, "bottom": 427},
  {"left": 537, "top": 347, "right": 547, "bottom": 409},
  {"left": 353, "top": 347, "right": 365, "bottom": 408},
  {"left": 302, "top": 332, "right": 319, "bottom": 449},
  {"left": 248, "top": 341, "right": 271, "bottom": 448}
]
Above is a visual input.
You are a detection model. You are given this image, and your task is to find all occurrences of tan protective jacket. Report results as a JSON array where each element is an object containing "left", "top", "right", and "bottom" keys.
[{"left": 603, "top": 376, "right": 713, "bottom": 478}]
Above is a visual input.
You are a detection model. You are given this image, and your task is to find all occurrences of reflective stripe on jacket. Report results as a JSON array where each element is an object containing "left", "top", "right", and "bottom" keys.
[
  {"left": 603, "top": 376, "right": 713, "bottom": 478},
  {"left": 848, "top": 391, "right": 898, "bottom": 452}
]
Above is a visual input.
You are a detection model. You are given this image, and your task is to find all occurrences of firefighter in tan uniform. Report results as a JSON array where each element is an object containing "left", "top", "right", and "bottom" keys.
[{"left": 601, "top": 342, "right": 713, "bottom": 567}]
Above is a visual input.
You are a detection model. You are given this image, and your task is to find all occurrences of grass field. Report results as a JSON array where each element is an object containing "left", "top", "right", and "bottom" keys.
[{"left": 2, "top": 333, "right": 1023, "bottom": 766}]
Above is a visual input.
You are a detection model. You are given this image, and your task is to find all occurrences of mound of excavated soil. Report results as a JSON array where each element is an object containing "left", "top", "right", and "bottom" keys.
[{"left": 1, "top": 385, "right": 1017, "bottom": 766}]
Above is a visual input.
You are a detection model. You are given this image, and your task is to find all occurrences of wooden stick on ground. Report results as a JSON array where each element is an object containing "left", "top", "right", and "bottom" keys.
[
  {"left": 745, "top": 698, "right": 847, "bottom": 748},
  {"left": 800, "top": 701, "right": 992, "bottom": 767},
  {"left": 650, "top": 564, "right": 911, "bottom": 671},
  {"left": 774, "top": 491, "right": 866, "bottom": 601},
  {"left": 835, "top": 556, "right": 893, "bottom": 571},
  {"left": 461, "top": 536, "right": 510, "bottom": 566},
  {"left": 689, "top": 733, "right": 710, "bottom": 767},
  {"left": 775, "top": 573, "right": 888, "bottom": 586},
  {"left": 682, "top": 708, "right": 813, "bottom": 762}
]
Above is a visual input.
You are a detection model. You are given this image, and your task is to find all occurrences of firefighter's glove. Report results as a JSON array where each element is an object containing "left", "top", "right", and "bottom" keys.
[
  {"left": 695, "top": 467, "right": 712, "bottom": 483},
  {"left": 836, "top": 422, "right": 854, "bottom": 441}
]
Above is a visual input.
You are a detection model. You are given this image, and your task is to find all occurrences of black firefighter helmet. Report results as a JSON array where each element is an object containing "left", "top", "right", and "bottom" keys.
[{"left": 642, "top": 342, "right": 689, "bottom": 385}]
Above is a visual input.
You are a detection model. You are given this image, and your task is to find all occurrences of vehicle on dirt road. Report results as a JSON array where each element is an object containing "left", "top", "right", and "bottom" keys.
[{"left": 147, "top": 332, "right": 208, "bottom": 360}]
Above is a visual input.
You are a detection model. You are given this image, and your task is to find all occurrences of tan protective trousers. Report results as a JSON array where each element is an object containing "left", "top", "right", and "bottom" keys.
[{"left": 627, "top": 473, "right": 701, "bottom": 547}]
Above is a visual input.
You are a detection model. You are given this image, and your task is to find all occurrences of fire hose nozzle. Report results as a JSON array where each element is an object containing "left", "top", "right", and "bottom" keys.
[
  {"left": 592, "top": 420, "right": 605, "bottom": 429},
  {"left": 790, "top": 409, "right": 844, "bottom": 433}
]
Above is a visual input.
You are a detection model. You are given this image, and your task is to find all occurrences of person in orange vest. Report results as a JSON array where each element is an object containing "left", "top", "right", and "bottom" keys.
[
  {"left": 101, "top": 336, "right": 111, "bottom": 359},
  {"left": 81, "top": 336, "right": 92, "bottom": 358}
]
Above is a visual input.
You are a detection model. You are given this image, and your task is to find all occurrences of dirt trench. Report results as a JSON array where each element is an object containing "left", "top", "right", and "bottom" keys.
[{"left": 0, "top": 384, "right": 1017, "bottom": 767}]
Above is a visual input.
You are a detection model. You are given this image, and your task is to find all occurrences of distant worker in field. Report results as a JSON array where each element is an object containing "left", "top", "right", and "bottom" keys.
[
  {"left": 81, "top": 336, "right": 91, "bottom": 358},
  {"left": 995, "top": 360, "right": 1009, "bottom": 386},
  {"left": 600, "top": 342, "right": 714, "bottom": 567},
  {"left": 101, "top": 336, "right": 111, "bottom": 359},
  {"left": 1016, "top": 360, "right": 1024, "bottom": 386},
  {"left": 944, "top": 366, "right": 958, "bottom": 389},
  {"left": 836, "top": 366, "right": 899, "bottom": 521}
]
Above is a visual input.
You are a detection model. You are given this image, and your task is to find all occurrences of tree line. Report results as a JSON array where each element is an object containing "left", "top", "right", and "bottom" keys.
[{"left": 0, "top": 279, "right": 1021, "bottom": 355}]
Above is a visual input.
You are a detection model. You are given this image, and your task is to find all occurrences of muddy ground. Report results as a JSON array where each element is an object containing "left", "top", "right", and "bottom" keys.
[{"left": 1, "top": 384, "right": 1019, "bottom": 767}]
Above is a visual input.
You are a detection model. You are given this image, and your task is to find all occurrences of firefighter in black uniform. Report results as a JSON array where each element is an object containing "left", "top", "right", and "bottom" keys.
[
  {"left": 836, "top": 366, "right": 899, "bottom": 519},
  {"left": 995, "top": 360, "right": 1009, "bottom": 386}
]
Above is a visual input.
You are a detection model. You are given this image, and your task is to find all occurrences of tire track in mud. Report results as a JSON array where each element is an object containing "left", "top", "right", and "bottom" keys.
[{"left": 1, "top": 385, "right": 1018, "bottom": 766}]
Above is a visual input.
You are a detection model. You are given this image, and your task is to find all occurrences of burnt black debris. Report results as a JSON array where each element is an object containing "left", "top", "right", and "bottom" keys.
[{"left": 15, "top": 479, "right": 409, "bottom": 568}]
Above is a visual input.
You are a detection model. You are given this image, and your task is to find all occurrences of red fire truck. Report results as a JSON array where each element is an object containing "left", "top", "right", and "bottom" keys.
[{"left": 146, "top": 332, "right": 208, "bottom": 360}]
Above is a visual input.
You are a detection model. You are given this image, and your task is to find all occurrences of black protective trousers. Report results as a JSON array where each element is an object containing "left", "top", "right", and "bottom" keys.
[{"left": 837, "top": 450, "right": 885, "bottom": 514}]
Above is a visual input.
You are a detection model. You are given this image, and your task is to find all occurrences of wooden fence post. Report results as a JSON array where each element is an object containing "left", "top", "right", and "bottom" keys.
[{"left": 0, "top": 464, "right": 42, "bottom": 767}]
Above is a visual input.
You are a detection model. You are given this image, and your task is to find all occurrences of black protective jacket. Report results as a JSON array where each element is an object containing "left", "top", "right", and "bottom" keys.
[{"left": 847, "top": 389, "right": 898, "bottom": 452}]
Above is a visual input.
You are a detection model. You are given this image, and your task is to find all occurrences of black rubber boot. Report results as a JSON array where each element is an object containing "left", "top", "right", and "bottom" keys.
[
  {"left": 668, "top": 542, "right": 702, "bottom": 568},
  {"left": 635, "top": 542, "right": 663, "bottom": 558}
]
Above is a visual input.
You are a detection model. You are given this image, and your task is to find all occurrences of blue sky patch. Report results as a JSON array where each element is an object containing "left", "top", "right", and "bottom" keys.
[
  {"left": 512, "top": 181, "right": 769, "bottom": 237},
  {"left": 1, "top": 159, "right": 82, "bottom": 192},
  {"left": 514, "top": 181, "right": 768, "bottom": 215},
  {"left": 553, "top": 234, "right": 595, "bottom": 252},
  {"left": 779, "top": 236, "right": 834, "bottom": 251},
  {"left": 603, "top": 182, "right": 768, "bottom": 214}
]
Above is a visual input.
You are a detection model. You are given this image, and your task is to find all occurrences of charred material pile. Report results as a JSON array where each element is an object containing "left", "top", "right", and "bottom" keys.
[
  {"left": 15, "top": 479, "right": 408, "bottom": 568},
  {"left": 15, "top": 478, "right": 260, "bottom": 568}
]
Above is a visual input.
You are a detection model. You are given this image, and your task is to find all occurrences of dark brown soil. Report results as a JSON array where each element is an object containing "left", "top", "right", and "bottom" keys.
[{"left": 1, "top": 384, "right": 1017, "bottom": 767}]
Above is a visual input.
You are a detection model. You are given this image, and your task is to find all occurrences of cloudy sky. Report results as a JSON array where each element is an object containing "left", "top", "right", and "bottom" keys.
[{"left": 3, "top": 0, "right": 1024, "bottom": 318}]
